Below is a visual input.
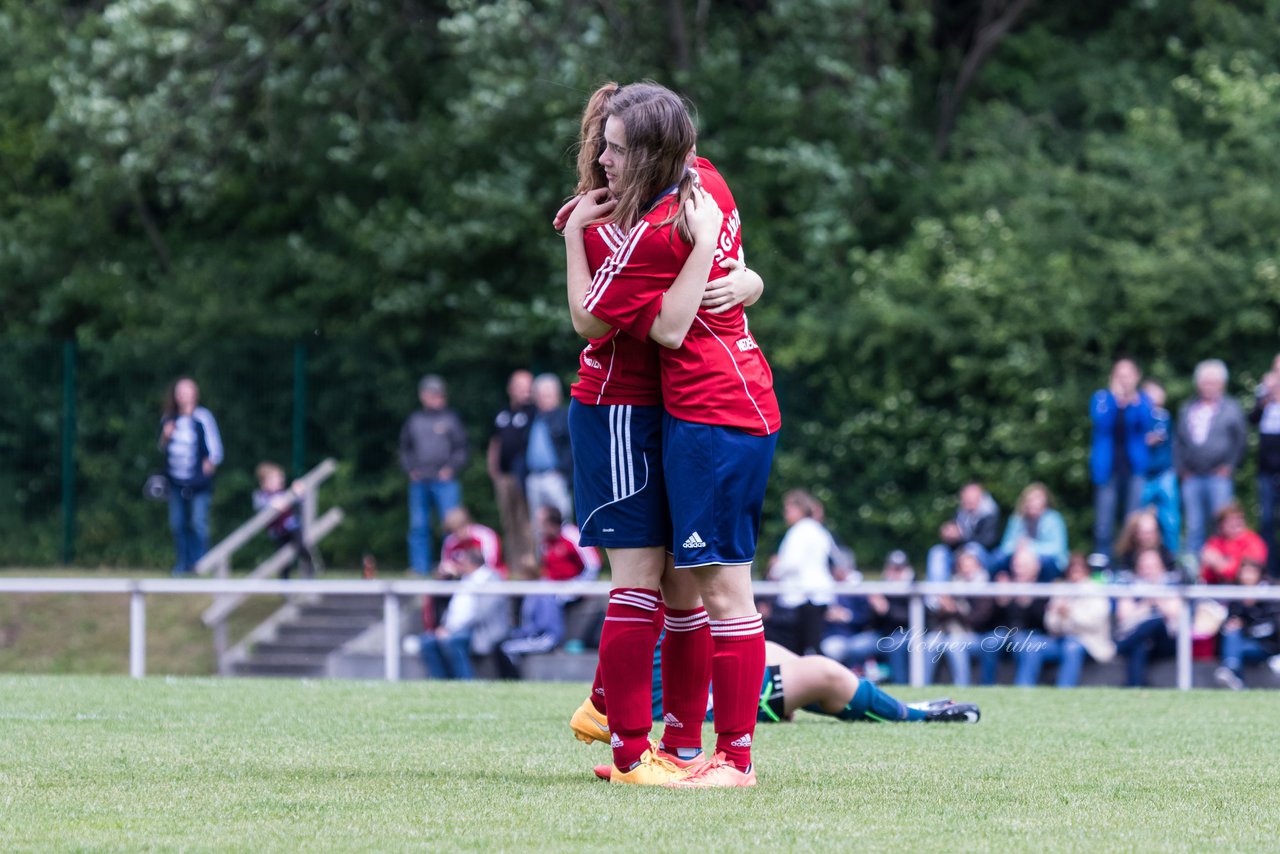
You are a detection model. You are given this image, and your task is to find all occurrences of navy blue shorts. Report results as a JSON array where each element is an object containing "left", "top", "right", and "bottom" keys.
[
  {"left": 662, "top": 414, "right": 778, "bottom": 569},
  {"left": 569, "top": 400, "right": 670, "bottom": 549}
]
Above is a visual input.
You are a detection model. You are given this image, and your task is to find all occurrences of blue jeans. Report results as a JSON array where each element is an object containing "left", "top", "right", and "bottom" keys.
[
  {"left": 1094, "top": 473, "right": 1146, "bottom": 558},
  {"left": 419, "top": 631, "right": 474, "bottom": 679},
  {"left": 1220, "top": 629, "right": 1269, "bottom": 676},
  {"left": 407, "top": 478, "right": 461, "bottom": 575},
  {"left": 1140, "top": 470, "right": 1181, "bottom": 554},
  {"left": 168, "top": 488, "right": 212, "bottom": 574},
  {"left": 821, "top": 628, "right": 910, "bottom": 683},
  {"left": 923, "top": 632, "right": 973, "bottom": 686},
  {"left": 1115, "top": 617, "right": 1175, "bottom": 687},
  {"left": 926, "top": 543, "right": 992, "bottom": 582},
  {"left": 1037, "top": 636, "right": 1090, "bottom": 688},
  {"left": 1258, "top": 473, "right": 1279, "bottom": 578},
  {"left": 1181, "top": 474, "right": 1234, "bottom": 557}
]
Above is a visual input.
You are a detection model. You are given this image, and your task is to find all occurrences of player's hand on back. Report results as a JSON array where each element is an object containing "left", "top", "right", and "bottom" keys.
[
  {"left": 702, "top": 255, "right": 763, "bottom": 314},
  {"left": 684, "top": 187, "right": 722, "bottom": 245}
]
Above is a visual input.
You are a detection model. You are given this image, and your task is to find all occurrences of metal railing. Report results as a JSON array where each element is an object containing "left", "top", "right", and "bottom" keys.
[{"left": 2, "top": 577, "right": 1278, "bottom": 687}]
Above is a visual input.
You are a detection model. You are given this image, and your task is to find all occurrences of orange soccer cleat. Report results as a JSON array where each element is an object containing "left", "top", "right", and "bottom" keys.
[
  {"left": 664, "top": 752, "right": 757, "bottom": 788},
  {"left": 569, "top": 697, "right": 610, "bottom": 745},
  {"left": 609, "top": 749, "right": 692, "bottom": 786}
]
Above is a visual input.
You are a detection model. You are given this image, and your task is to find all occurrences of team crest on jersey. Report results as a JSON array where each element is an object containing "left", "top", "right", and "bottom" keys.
[{"left": 735, "top": 337, "right": 758, "bottom": 352}]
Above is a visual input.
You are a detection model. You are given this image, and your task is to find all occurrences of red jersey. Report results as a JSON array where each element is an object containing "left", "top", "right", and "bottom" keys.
[
  {"left": 440, "top": 524, "right": 505, "bottom": 575},
  {"left": 540, "top": 531, "right": 587, "bottom": 581},
  {"left": 581, "top": 158, "right": 780, "bottom": 436},
  {"left": 571, "top": 221, "right": 663, "bottom": 406}
]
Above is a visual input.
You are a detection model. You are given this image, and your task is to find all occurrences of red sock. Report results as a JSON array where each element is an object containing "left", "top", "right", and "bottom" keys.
[
  {"left": 709, "top": 614, "right": 765, "bottom": 771},
  {"left": 589, "top": 662, "right": 606, "bottom": 714},
  {"left": 659, "top": 607, "right": 711, "bottom": 751},
  {"left": 599, "top": 587, "right": 661, "bottom": 770}
]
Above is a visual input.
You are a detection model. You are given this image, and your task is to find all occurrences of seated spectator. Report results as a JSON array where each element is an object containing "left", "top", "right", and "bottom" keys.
[
  {"left": 535, "top": 505, "right": 597, "bottom": 581},
  {"left": 418, "top": 547, "right": 511, "bottom": 680},
  {"left": 975, "top": 548, "right": 1048, "bottom": 686},
  {"left": 923, "top": 544, "right": 993, "bottom": 686},
  {"left": 1113, "top": 509, "right": 1176, "bottom": 575},
  {"left": 926, "top": 482, "right": 1001, "bottom": 582},
  {"left": 823, "top": 552, "right": 913, "bottom": 684},
  {"left": 439, "top": 507, "right": 505, "bottom": 576},
  {"left": 496, "top": 592, "right": 566, "bottom": 680},
  {"left": 992, "top": 483, "right": 1069, "bottom": 581},
  {"left": 1041, "top": 553, "right": 1116, "bottom": 688},
  {"left": 766, "top": 490, "right": 838, "bottom": 656},
  {"left": 1214, "top": 559, "right": 1280, "bottom": 690},
  {"left": 1114, "top": 548, "right": 1180, "bottom": 687},
  {"left": 1200, "top": 501, "right": 1268, "bottom": 584}
]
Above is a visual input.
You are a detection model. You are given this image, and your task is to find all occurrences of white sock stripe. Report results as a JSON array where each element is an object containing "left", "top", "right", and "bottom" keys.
[
  {"left": 605, "top": 616, "right": 656, "bottom": 624},
  {"left": 664, "top": 613, "right": 709, "bottom": 629},
  {"left": 709, "top": 615, "right": 764, "bottom": 637},
  {"left": 610, "top": 591, "right": 660, "bottom": 611},
  {"left": 709, "top": 615, "right": 764, "bottom": 627}
]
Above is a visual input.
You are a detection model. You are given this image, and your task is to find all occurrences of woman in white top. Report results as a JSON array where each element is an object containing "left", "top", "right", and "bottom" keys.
[{"left": 766, "top": 490, "right": 836, "bottom": 655}]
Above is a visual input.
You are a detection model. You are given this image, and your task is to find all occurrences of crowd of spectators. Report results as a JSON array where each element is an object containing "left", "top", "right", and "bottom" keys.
[{"left": 398, "top": 356, "right": 1280, "bottom": 688}]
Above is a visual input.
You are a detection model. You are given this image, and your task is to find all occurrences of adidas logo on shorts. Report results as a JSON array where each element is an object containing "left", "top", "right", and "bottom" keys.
[
  {"left": 730, "top": 734, "right": 752, "bottom": 748},
  {"left": 662, "top": 712, "right": 683, "bottom": 729},
  {"left": 682, "top": 531, "right": 707, "bottom": 549}
]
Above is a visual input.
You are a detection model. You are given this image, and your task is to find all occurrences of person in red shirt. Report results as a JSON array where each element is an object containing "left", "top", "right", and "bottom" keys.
[
  {"left": 563, "top": 82, "right": 779, "bottom": 788},
  {"left": 559, "top": 83, "right": 766, "bottom": 788},
  {"left": 438, "top": 507, "right": 505, "bottom": 577},
  {"left": 1201, "top": 501, "right": 1268, "bottom": 584},
  {"left": 536, "top": 505, "right": 598, "bottom": 581}
]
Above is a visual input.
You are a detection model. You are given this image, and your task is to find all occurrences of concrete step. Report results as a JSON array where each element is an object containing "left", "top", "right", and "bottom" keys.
[
  {"left": 283, "top": 616, "right": 375, "bottom": 632},
  {"left": 296, "top": 605, "right": 384, "bottom": 620},
  {"left": 252, "top": 640, "right": 341, "bottom": 656}
]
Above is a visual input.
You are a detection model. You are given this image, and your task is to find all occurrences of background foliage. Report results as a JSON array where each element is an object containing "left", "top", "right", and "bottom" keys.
[{"left": 2, "top": 0, "right": 1278, "bottom": 569}]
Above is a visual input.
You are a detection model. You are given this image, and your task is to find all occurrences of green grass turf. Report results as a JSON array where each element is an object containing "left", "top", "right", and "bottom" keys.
[{"left": 1, "top": 678, "right": 1277, "bottom": 852}]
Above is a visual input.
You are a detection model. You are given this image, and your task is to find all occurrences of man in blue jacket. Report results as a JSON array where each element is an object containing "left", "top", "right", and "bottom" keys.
[{"left": 1090, "top": 359, "right": 1153, "bottom": 560}]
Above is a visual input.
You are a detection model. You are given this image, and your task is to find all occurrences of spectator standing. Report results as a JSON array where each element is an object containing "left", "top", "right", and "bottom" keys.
[
  {"left": 1139, "top": 380, "right": 1181, "bottom": 553},
  {"left": 252, "top": 462, "right": 316, "bottom": 579},
  {"left": 1175, "top": 359, "right": 1247, "bottom": 556},
  {"left": 418, "top": 547, "right": 510, "bottom": 680},
  {"left": 488, "top": 370, "right": 536, "bottom": 577},
  {"left": 1248, "top": 360, "right": 1280, "bottom": 578},
  {"left": 160, "top": 377, "right": 223, "bottom": 576},
  {"left": 523, "top": 374, "right": 574, "bottom": 526},
  {"left": 926, "top": 482, "right": 1001, "bottom": 582},
  {"left": 766, "top": 490, "right": 838, "bottom": 656},
  {"left": 1213, "top": 559, "right": 1280, "bottom": 690},
  {"left": 1200, "top": 501, "right": 1268, "bottom": 585},
  {"left": 1042, "top": 553, "right": 1115, "bottom": 688},
  {"left": 399, "top": 375, "right": 468, "bottom": 576},
  {"left": 1090, "top": 359, "right": 1153, "bottom": 559},
  {"left": 993, "top": 483, "right": 1069, "bottom": 580},
  {"left": 1114, "top": 548, "right": 1180, "bottom": 687}
]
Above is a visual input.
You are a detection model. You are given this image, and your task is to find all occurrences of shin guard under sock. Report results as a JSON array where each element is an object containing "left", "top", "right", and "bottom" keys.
[
  {"left": 709, "top": 614, "right": 765, "bottom": 771},
  {"left": 600, "top": 587, "right": 662, "bottom": 769},
  {"left": 836, "top": 679, "right": 924, "bottom": 722},
  {"left": 659, "top": 606, "right": 712, "bottom": 752}
]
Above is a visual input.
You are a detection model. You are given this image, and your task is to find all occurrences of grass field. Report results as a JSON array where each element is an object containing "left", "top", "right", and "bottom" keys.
[{"left": 2, "top": 678, "right": 1278, "bottom": 852}]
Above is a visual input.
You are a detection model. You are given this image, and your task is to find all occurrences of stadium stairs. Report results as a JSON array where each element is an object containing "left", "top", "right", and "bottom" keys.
[{"left": 232, "top": 593, "right": 386, "bottom": 677}]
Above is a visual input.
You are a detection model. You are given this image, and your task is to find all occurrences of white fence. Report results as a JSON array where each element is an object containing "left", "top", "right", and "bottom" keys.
[{"left": 2, "top": 577, "right": 1278, "bottom": 688}]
